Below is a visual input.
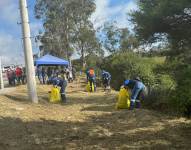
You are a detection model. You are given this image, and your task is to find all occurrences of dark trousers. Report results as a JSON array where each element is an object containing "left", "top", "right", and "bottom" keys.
[
  {"left": 42, "top": 76, "right": 46, "bottom": 84},
  {"left": 59, "top": 80, "right": 67, "bottom": 102},
  {"left": 22, "top": 75, "right": 26, "bottom": 84},
  {"left": 17, "top": 76, "right": 22, "bottom": 84},
  {"left": 103, "top": 79, "right": 110, "bottom": 88},
  {"left": 11, "top": 77, "right": 16, "bottom": 86},
  {"left": 8, "top": 78, "right": 11, "bottom": 85}
]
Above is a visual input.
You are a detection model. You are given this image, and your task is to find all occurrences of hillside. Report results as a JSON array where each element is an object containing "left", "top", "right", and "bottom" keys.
[{"left": 0, "top": 77, "right": 191, "bottom": 150}]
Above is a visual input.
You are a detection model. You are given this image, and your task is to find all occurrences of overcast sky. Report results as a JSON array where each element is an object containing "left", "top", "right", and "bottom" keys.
[{"left": 0, "top": 0, "right": 137, "bottom": 65}]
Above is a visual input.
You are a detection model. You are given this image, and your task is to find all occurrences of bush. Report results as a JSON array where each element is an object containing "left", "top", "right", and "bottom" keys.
[
  {"left": 171, "top": 65, "right": 191, "bottom": 116},
  {"left": 145, "top": 74, "right": 176, "bottom": 111},
  {"left": 103, "top": 52, "right": 177, "bottom": 112},
  {"left": 102, "top": 51, "right": 191, "bottom": 116},
  {"left": 103, "top": 52, "right": 163, "bottom": 90},
  {"left": 72, "top": 54, "right": 103, "bottom": 76}
]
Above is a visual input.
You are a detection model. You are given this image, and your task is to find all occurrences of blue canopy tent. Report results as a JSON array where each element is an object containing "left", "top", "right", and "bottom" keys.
[{"left": 35, "top": 54, "right": 69, "bottom": 66}]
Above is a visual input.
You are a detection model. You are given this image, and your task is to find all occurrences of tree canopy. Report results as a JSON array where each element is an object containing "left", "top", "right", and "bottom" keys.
[
  {"left": 131, "top": 0, "right": 191, "bottom": 53},
  {"left": 35, "top": 0, "right": 101, "bottom": 67}
]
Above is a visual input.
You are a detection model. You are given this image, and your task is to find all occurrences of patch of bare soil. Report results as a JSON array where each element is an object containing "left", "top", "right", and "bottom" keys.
[{"left": 0, "top": 77, "right": 190, "bottom": 150}]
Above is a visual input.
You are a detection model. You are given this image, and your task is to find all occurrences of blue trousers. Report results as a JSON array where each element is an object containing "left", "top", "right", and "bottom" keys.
[
  {"left": 60, "top": 80, "right": 67, "bottom": 94},
  {"left": 131, "top": 87, "right": 142, "bottom": 102}
]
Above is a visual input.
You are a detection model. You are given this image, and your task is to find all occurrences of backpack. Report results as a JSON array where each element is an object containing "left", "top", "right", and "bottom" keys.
[{"left": 89, "top": 69, "right": 95, "bottom": 77}]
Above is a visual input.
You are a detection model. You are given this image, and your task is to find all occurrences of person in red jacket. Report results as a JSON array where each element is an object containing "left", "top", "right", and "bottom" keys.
[{"left": 15, "top": 67, "right": 22, "bottom": 84}]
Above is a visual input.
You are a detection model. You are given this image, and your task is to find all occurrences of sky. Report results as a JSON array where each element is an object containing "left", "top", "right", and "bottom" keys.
[{"left": 0, "top": 0, "right": 138, "bottom": 65}]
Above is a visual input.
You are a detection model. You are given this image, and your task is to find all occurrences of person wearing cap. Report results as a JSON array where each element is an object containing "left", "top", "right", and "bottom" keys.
[
  {"left": 101, "top": 70, "right": 111, "bottom": 90},
  {"left": 125, "top": 77, "right": 145, "bottom": 110}
]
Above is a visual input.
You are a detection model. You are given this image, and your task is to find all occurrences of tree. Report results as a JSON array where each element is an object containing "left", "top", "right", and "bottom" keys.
[
  {"left": 35, "top": 0, "right": 74, "bottom": 60},
  {"left": 131, "top": 0, "right": 191, "bottom": 55},
  {"left": 101, "top": 21, "right": 138, "bottom": 53},
  {"left": 119, "top": 28, "right": 139, "bottom": 52},
  {"left": 35, "top": 0, "right": 101, "bottom": 67},
  {"left": 131, "top": 0, "right": 191, "bottom": 115},
  {"left": 101, "top": 22, "right": 121, "bottom": 53},
  {"left": 73, "top": 26, "right": 103, "bottom": 68},
  {"left": 68, "top": 0, "right": 102, "bottom": 68}
]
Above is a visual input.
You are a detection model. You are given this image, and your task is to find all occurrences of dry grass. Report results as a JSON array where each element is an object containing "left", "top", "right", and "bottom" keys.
[{"left": 0, "top": 77, "right": 191, "bottom": 150}]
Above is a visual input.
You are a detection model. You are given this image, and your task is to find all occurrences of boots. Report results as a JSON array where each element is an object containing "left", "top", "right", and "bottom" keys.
[
  {"left": 61, "top": 94, "right": 67, "bottom": 103},
  {"left": 130, "top": 101, "right": 135, "bottom": 110},
  {"left": 135, "top": 101, "right": 141, "bottom": 108}
]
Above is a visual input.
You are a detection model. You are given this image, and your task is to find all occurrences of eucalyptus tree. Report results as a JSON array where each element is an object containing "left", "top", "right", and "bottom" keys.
[{"left": 35, "top": 0, "right": 102, "bottom": 68}]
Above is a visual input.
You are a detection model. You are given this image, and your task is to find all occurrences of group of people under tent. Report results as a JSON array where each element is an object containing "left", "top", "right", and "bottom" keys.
[{"left": 36, "top": 66, "right": 76, "bottom": 85}]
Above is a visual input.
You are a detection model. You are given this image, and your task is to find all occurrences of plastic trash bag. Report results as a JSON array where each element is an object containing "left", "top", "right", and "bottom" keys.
[
  {"left": 49, "top": 87, "right": 61, "bottom": 103},
  {"left": 86, "top": 81, "right": 94, "bottom": 92},
  {"left": 116, "top": 87, "right": 130, "bottom": 109}
]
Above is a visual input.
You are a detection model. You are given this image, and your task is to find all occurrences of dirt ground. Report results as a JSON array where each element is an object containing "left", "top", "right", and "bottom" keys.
[{"left": 0, "top": 77, "right": 191, "bottom": 150}]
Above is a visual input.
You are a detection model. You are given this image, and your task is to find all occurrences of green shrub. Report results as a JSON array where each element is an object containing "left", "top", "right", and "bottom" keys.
[
  {"left": 145, "top": 74, "right": 176, "bottom": 110},
  {"left": 171, "top": 65, "right": 191, "bottom": 116},
  {"left": 103, "top": 52, "right": 163, "bottom": 90},
  {"left": 103, "top": 52, "right": 177, "bottom": 112},
  {"left": 102, "top": 51, "right": 191, "bottom": 116}
]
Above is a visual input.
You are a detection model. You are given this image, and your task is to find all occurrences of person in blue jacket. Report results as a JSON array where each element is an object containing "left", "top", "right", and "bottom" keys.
[
  {"left": 86, "top": 68, "right": 90, "bottom": 82},
  {"left": 125, "top": 77, "right": 145, "bottom": 110},
  {"left": 52, "top": 73, "right": 67, "bottom": 103},
  {"left": 102, "top": 70, "right": 111, "bottom": 89}
]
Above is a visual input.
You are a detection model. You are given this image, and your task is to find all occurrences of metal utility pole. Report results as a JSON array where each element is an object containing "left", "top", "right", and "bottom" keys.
[
  {"left": 0, "top": 57, "right": 4, "bottom": 90},
  {"left": 19, "top": 0, "right": 38, "bottom": 103}
]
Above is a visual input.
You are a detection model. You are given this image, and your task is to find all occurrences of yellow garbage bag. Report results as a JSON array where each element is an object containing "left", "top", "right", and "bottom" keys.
[
  {"left": 86, "top": 81, "right": 94, "bottom": 92},
  {"left": 49, "top": 87, "right": 61, "bottom": 103},
  {"left": 86, "top": 81, "right": 90, "bottom": 92},
  {"left": 116, "top": 87, "right": 130, "bottom": 109},
  {"left": 91, "top": 82, "right": 94, "bottom": 92}
]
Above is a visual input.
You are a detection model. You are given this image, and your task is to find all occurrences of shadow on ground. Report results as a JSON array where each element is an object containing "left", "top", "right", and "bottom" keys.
[
  {"left": 1, "top": 80, "right": 191, "bottom": 149},
  {"left": 0, "top": 111, "right": 191, "bottom": 150},
  {"left": 4, "top": 94, "right": 29, "bottom": 103}
]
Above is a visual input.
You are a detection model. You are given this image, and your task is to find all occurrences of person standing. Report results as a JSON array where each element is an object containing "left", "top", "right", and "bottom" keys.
[
  {"left": 41, "top": 67, "right": 46, "bottom": 84},
  {"left": 101, "top": 70, "right": 111, "bottom": 90},
  {"left": 15, "top": 66, "right": 22, "bottom": 84},
  {"left": 60, "top": 71, "right": 68, "bottom": 102},
  {"left": 21, "top": 67, "right": 26, "bottom": 84},
  {"left": 86, "top": 68, "right": 90, "bottom": 82},
  {"left": 72, "top": 67, "right": 76, "bottom": 80},
  {"left": 87, "top": 68, "right": 96, "bottom": 92},
  {"left": 47, "top": 67, "right": 53, "bottom": 79},
  {"left": 11, "top": 69, "right": 16, "bottom": 86},
  {"left": 6, "top": 69, "right": 12, "bottom": 86},
  {"left": 68, "top": 67, "right": 73, "bottom": 83},
  {"left": 37, "top": 66, "right": 42, "bottom": 83},
  {"left": 65, "top": 67, "right": 70, "bottom": 81}
]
